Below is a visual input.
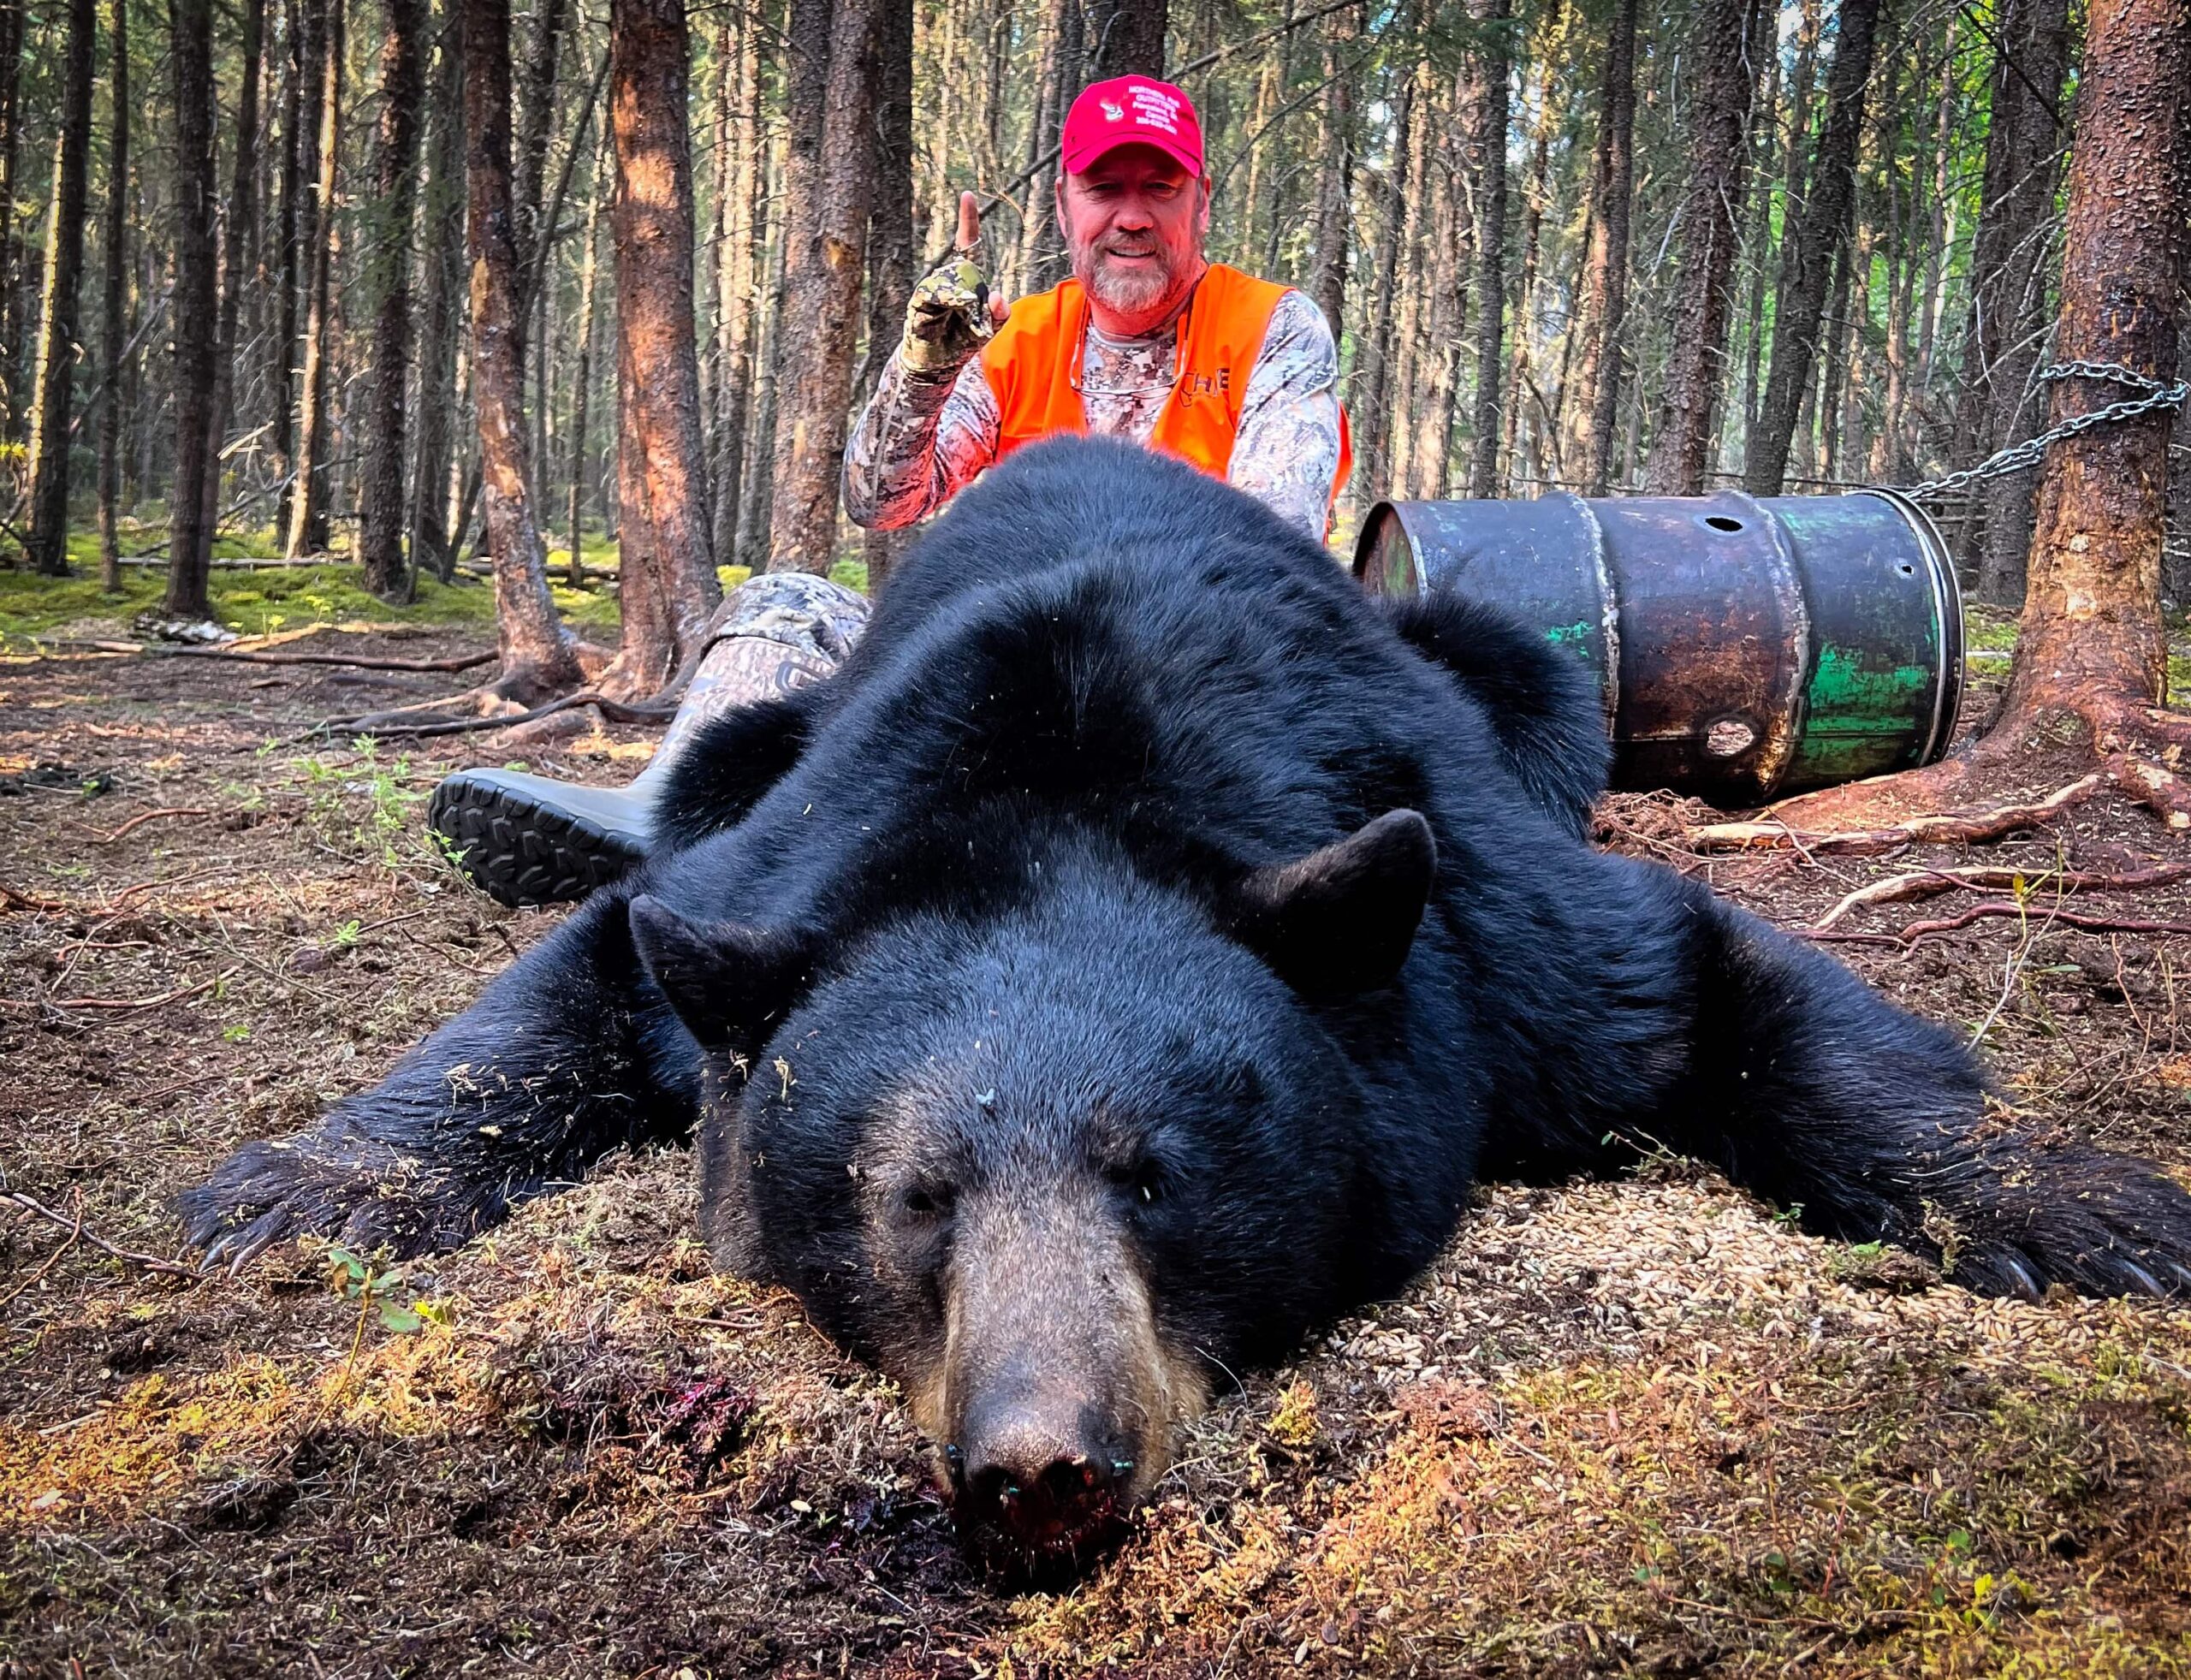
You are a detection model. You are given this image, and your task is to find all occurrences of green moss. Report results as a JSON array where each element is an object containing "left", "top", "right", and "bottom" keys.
[{"left": 1965, "top": 605, "right": 2020, "bottom": 654}]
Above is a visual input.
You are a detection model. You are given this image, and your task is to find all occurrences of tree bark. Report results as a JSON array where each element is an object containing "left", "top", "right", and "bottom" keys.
[
  {"left": 359, "top": 0, "right": 425, "bottom": 597},
  {"left": 97, "top": 0, "right": 128, "bottom": 591},
  {"left": 1355, "top": 36, "right": 1416, "bottom": 502},
  {"left": 1998, "top": 0, "right": 2188, "bottom": 721},
  {"left": 1013, "top": 0, "right": 1079, "bottom": 298},
  {"left": 1463, "top": 0, "right": 1510, "bottom": 500},
  {"left": 1085, "top": 0, "right": 1166, "bottom": 77},
  {"left": 766, "top": 0, "right": 882, "bottom": 575},
  {"left": 1647, "top": 0, "right": 1768, "bottom": 494},
  {"left": 198, "top": 0, "right": 268, "bottom": 585},
  {"left": 0, "top": 0, "right": 21, "bottom": 442},
  {"left": 465, "top": 0, "right": 582, "bottom": 693},
  {"left": 710, "top": 3, "right": 762, "bottom": 570},
  {"left": 24, "top": 0, "right": 95, "bottom": 575},
  {"left": 1309, "top": 2, "right": 1358, "bottom": 343},
  {"left": 604, "top": 0, "right": 721, "bottom": 694},
  {"left": 514, "top": 0, "right": 563, "bottom": 485},
  {"left": 408, "top": 15, "right": 466, "bottom": 583},
  {"left": 286, "top": 0, "right": 344, "bottom": 556},
  {"left": 1567, "top": 0, "right": 1634, "bottom": 496},
  {"left": 164, "top": 0, "right": 219, "bottom": 614},
  {"left": 270, "top": 0, "right": 310, "bottom": 534},
  {"left": 567, "top": 124, "right": 606, "bottom": 585},
  {"left": 1744, "top": 0, "right": 1882, "bottom": 495},
  {"left": 1960, "top": 0, "right": 2072, "bottom": 604},
  {"left": 735, "top": 128, "right": 786, "bottom": 571},
  {"left": 863, "top": 0, "right": 916, "bottom": 586}
]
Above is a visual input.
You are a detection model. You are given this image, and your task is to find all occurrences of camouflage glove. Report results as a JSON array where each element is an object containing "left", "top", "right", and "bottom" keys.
[{"left": 900, "top": 253, "right": 998, "bottom": 378}]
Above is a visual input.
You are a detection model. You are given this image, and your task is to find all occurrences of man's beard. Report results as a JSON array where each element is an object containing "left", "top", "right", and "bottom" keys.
[{"left": 1071, "top": 233, "right": 1185, "bottom": 320}]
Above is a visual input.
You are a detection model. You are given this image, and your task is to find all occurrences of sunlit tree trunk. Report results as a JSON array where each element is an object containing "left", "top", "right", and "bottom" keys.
[
  {"left": 407, "top": 15, "right": 465, "bottom": 583},
  {"left": 1354, "top": 37, "right": 1416, "bottom": 502},
  {"left": 1565, "top": 0, "right": 1633, "bottom": 495},
  {"left": 863, "top": 0, "right": 915, "bottom": 586},
  {"left": 0, "top": 0, "right": 21, "bottom": 443},
  {"left": 567, "top": 125, "right": 605, "bottom": 586},
  {"left": 1462, "top": 0, "right": 1510, "bottom": 499},
  {"left": 464, "top": 0, "right": 582, "bottom": 694},
  {"left": 710, "top": 4, "right": 761, "bottom": 569},
  {"left": 604, "top": 0, "right": 720, "bottom": 693}
]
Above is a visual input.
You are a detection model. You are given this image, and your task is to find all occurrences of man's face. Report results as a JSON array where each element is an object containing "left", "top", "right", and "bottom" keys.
[{"left": 1057, "top": 144, "right": 1210, "bottom": 326}]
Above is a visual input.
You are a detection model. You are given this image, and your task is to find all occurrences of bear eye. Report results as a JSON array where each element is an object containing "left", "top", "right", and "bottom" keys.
[
  {"left": 1107, "top": 1160, "right": 1163, "bottom": 1207},
  {"left": 901, "top": 1182, "right": 955, "bottom": 1220}
]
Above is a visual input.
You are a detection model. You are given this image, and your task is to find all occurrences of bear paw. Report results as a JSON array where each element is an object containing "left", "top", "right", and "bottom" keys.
[
  {"left": 1928, "top": 1152, "right": 2191, "bottom": 1302},
  {"left": 176, "top": 1135, "right": 482, "bottom": 1273}
]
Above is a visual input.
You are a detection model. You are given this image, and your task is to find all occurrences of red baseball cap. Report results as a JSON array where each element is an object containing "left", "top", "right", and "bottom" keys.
[{"left": 1060, "top": 76, "right": 1205, "bottom": 178}]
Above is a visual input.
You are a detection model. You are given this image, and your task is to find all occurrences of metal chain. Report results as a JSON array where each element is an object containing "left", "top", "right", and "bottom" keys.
[{"left": 1899, "top": 360, "right": 2190, "bottom": 502}]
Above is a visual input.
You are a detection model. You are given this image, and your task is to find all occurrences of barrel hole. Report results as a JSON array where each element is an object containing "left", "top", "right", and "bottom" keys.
[
  {"left": 1705, "top": 717, "right": 1759, "bottom": 757},
  {"left": 1703, "top": 515, "right": 1744, "bottom": 533},
  {"left": 1897, "top": 562, "right": 1915, "bottom": 575}
]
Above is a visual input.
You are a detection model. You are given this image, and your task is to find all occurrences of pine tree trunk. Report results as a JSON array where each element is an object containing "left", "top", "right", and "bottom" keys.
[
  {"left": 1743, "top": 0, "right": 1881, "bottom": 495},
  {"left": 96, "top": 0, "right": 128, "bottom": 591},
  {"left": 514, "top": 0, "right": 562, "bottom": 486},
  {"left": 24, "top": 0, "right": 94, "bottom": 575},
  {"left": 165, "top": 0, "right": 220, "bottom": 613},
  {"left": 1960, "top": 0, "right": 2071, "bottom": 604},
  {"left": 1013, "top": 0, "right": 1079, "bottom": 298},
  {"left": 1644, "top": 0, "right": 1765, "bottom": 494},
  {"left": 1463, "top": 0, "right": 1510, "bottom": 500},
  {"left": 1502, "top": 3, "right": 1564, "bottom": 492},
  {"left": 287, "top": 0, "right": 344, "bottom": 556},
  {"left": 604, "top": 0, "right": 721, "bottom": 693},
  {"left": 270, "top": 0, "right": 309, "bottom": 532},
  {"left": 863, "top": 0, "right": 915, "bottom": 586},
  {"left": 1309, "top": 2, "right": 1357, "bottom": 342},
  {"left": 198, "top": 0, "right": 267, "bottom": 581},
  {"left": 1567, "top": 0, "right": 1634, "bottom": 495},
  {"left": 464, "top": 0, "right": 581, "bottom": 693},
  {"left": 1357, "top": 36, "right": 1417, "bottom": 501},
  {"left": 710, "top": 4, "right": 761, "bottom": 569},
  {"left": 1384, "top": 62, "right": 1434, "bottom": 498},
  {"left": 1996, "top": 0, "right": 2188, "bottom": 722},
  {"left": 359, "top": 0, "right": 425, "bottom": 597},
  {"left": 1085, "top": 0, "right": 1166, "bottom": 77},
  {"left": 407, "top": 15, "right": 465, "bottom": 583},
  {"left": 734, "top": 129, "right": 784, "bottom": 570},
  {"left": 0, "top": 0, "right": 20, "bottom": 445},
  {"left": 766, "top": 0, "right": 882, "bottom": 574},
  {"left": 567, "top": 125, "right": 605, "bottom": 585}
]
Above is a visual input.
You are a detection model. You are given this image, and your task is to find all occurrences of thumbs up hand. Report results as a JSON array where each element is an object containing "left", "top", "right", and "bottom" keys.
[{"left": 901, "top": 193, "right": 1012, "bottom": 378}]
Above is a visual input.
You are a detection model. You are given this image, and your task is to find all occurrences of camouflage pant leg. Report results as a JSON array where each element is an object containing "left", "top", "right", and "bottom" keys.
[{"left": 652, "top": 573, "right": 873, "bottom": 769}]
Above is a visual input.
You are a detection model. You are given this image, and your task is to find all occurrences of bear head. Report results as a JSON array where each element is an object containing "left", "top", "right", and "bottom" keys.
[{"left": 630, "top": 812, "right": 1435, "bottom": 1571}]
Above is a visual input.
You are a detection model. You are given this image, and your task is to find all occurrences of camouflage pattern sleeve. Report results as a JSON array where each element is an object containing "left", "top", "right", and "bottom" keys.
[
  {"left": 1227, "top": 289, "right": 1344, "bottom": 544},
  {"left": 841, "top": 348, "right": 1003, "bottom": 531}
]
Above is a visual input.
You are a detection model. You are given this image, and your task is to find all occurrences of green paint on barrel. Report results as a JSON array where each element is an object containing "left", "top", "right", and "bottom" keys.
[
  {"left": 1543, "top": 620, "right": 1595, "bottom": 654},
  {"left": 1797, "top": 646, "right": 1933, "bottom": 781}
]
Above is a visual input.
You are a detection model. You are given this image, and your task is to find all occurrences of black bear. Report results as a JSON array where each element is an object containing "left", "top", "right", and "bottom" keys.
[{"left": 181, "top": 436, "right": 2191, "bottom": 1570}]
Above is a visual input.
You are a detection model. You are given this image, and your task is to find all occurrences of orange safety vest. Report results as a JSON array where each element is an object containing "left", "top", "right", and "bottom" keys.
[{"left": 980, "top": 263, "right": 1352, "bottom": 507}]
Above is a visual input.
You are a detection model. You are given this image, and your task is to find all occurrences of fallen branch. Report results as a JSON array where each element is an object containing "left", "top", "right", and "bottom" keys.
[
  {"left": 1812, "top": 862, "right": 2191, "bottom": 929},
  {"left": 162, "top": 646, "right": 496, "bottom": 674},
  {"left": 314, "top": 686, "right": 677, "bottom": 740},
  {"left": 23, "top": 966, "right": 237, "bottom": 1013},
  {"left": 0, "top": 1190, "right": 198, "bottom": 1279},
  {"left": 80, "top": 807, "right": 213, "bottom": 845},
  {"left": 1806, "top": 900, "right": 2191, "bottom": 945},
  {"left": 0, "top": 882, "right": 75, "bottom": 914},
  {"left": 1689, "top": 775, "right": 2102, "bottom": 855}
]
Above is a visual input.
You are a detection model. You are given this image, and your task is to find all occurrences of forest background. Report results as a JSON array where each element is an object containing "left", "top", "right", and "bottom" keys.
[{"left": 0, "top": 0, "right": 2184, "bottom": 704}]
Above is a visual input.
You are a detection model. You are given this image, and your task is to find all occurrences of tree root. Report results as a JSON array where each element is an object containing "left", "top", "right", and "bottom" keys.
[
  {"left": 1807, "top": 899, "right": 2191, "bottom": 947},
  {"left": 164, "top": 645, "right": 498, "bottom": 674},
  {"left": 314, "top": 686, "right": 677, "bottom": 740},
  {"left": 1812, "top": 862, "right": 2191, "bottom": 930},
  {"left": 1689, "top": 775, "right": 2102, "bottom": 856}
]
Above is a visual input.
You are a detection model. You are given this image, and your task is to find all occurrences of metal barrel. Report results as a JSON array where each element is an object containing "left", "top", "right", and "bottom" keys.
[{"left": 1353, "top": 490, "right": 1963, "bottom": 805}]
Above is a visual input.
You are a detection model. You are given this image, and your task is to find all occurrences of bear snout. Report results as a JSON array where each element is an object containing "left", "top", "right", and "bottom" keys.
[{"left": 950, "top": 1384, "right": 1137, "bottom": 1562}]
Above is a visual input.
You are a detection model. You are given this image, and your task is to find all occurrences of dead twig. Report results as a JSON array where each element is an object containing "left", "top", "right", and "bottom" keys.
[
  {"left": 1689, "top": 775, "right": 2103, "bottom": 855},
  {"left": 0, "top": 1189, "right": 86, "bottom": 1309},
  {"left": 1806, "top": 901, "right": 2191, "bottom": 945},
  {"left": 1811, "top": 862, "right": 2191, "bottom": 929},
  {"left": 27, "top": 965, "right": 238, "bottom": 1013},
  {"left": 0, "top": 881, "right": 75, "bottom": 913},
  {"left": 162, "top": 646, "right": 496, "bottom": 674},
  {"left": 79, "top": 807, "right": 215, "bottom": 845},
  {"left": 0, "top": 1190, "right": 197, "bottom": 1279}
]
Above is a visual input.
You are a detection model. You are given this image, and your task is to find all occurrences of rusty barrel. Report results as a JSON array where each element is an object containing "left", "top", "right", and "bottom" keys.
[{"left": 1353, "top": 490, "right": 1963, "bottom": 804}]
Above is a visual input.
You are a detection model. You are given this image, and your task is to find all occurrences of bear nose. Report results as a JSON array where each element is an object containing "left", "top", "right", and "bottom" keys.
[{"left": 955, "top": 1399, "right": 1132, "bottom": 1553}]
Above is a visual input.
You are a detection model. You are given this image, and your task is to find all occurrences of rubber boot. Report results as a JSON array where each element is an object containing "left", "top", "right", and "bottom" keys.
[{"left": 427, "top": 573, "right": 870, "bottom": 907}]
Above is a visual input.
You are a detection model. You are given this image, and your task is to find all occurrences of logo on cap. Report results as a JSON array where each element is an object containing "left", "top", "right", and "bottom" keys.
[{"left": 1101, "top": 99, "right": 1123, "bottom": 121}]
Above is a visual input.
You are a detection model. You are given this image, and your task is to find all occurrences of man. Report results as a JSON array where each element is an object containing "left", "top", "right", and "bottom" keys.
[
  {"left": 429, "top": 76, "right": 1347, "bottom": 908},
  {"left": 848, "top": 75, "right": 1348, "bottom": 540}
]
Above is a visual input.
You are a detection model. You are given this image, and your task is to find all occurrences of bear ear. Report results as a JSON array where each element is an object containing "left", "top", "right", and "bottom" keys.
[
  {"left": 1222, "top": 810, "right": 1437, "bottom": 998},
  {"left": 628, "top": 894, "right": 819, "bottom": 1058}
]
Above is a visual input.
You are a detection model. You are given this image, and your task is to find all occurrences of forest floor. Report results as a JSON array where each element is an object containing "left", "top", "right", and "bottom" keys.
[{"left": 1, "top": 591, "right": 2188, "bottom": 1677}]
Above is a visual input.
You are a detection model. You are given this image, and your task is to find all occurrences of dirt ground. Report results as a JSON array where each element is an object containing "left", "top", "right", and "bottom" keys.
[{"left": 2, "top": 626, "right": 2188, "bottom": 1678}]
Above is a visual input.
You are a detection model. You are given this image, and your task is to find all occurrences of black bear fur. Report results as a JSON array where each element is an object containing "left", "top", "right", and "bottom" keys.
[{"left": 181, "top": 436, "right": 2191, "bottom": 1336}]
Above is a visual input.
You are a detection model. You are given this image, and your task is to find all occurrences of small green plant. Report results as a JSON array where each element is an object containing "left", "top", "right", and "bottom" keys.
[
  {"left": 222, "top": 1024, "right": 252, "bottom": 1043},
  {"left": 324, "top": 1244, "right": 442, "bottom": 1334},
  {"left": 330, "top": 918, "right": 363, "bottom": 948}
]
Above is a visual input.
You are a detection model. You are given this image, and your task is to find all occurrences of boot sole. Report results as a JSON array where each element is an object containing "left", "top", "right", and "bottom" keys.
[{"left": 425, "top": 777, "right": 649, "bottom": 909}]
